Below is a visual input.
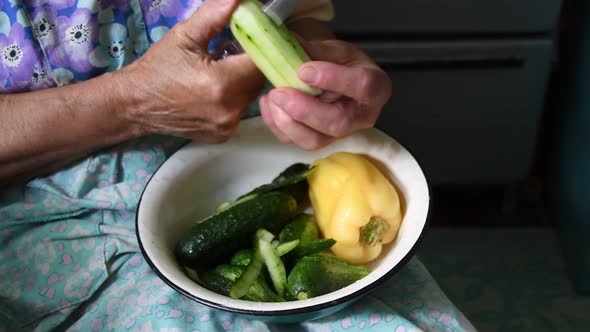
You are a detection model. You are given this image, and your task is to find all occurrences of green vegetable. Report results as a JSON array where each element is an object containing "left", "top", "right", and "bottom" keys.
[
  {"left": 259, "top": 238, "right": 287, "bottom": 297},
  {"left": 214, "top": 201, "right": 233, "bottom": 213},
  {"left": 279, "top": 214, "right": 336, "bottom": 260},
  {"left": 229, "top": 239, "right": 299, "bottom": 267},
  {"left": 200, "top": 269, "right": 233, "bottom": 296},
  {"left": 273, "top": 163, "right": 312, "bottom": 183},
  {"left": 256, "top": 228, "right": 275, "bottom": 242},
  {"left": 286, "top": 254, "right": 372, "bottom": 300},
  {"left": 279, "top": 214, "right": 319, "bottom": 243},
  {"left": 295, "top": 239, "right": 336, "bottom": 257},
  {"left": 237, "top": 163, "right": 313, "bottom": 204},
  {"left": 216, "top": 163, "right": 312, "bottom": 215},
  {"left": 230, "top": 0, "right": 321, "bottom": 96},
  {"left": 215, "top": 264, "right": 243, "bottom": 281},
  {"left": 229, "top": 249, "right": 253, "bottom": 267},
  {"left": 244, "top": 276, "right": 285, "bottom": 302},
  {"left": 275, "top": 240, "right": 300, "bottom": 257},
  {"left": 229, "top": 229, "right": 273, "bottom": 299},
  {"left": 183, "top": 266, "right": 200, "bottom": 282},
  {"left": 230, "top": 248, "right": 264, "bottom": 299},
  {"left": 200, "top": 264, "right": 284, "bottom": 302},
  {"left": 175, "top": 191, "right": 298, "bottom": 268}
]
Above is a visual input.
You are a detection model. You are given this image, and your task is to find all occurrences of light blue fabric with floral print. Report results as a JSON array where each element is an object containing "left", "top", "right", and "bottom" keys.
[{"left": 0, "top": 0, "right": 476, "bottom": 331}]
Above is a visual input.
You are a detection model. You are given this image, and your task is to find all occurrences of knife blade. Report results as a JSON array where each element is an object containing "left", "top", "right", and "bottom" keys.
[{"left": 263, "top": 0, "right": 300, "bottom": 26}]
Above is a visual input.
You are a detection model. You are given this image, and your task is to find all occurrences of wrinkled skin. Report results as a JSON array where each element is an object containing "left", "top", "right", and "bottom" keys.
[{"left": 117, "top": 0, "right": 265, "bottom": 144}]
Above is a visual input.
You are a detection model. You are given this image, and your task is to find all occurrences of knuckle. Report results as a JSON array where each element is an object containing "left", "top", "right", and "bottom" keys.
[
  {"left": 328, "top": 113, "right": 351, "bottom": 137},
  {"left": 168, "top": 24, "right": 183, "bottom": 40},
  {"left": 169, "top": 22, "right": 192, "bottom": 45},
  {"left": 302, "top": 135, "right": 324, "bottom": 151},
  {"left": 215, "top": 108, "right": 241, "bottom": 129},
  {"left": 342, "top": 41, "right": 358, "bottom": 56},
  {"left": 209, "top": 123, "right": 237, "bottom": 144},
  {"left": 208, "top": 81, "right": 227, "bottom": 102},
  {"left": 357, "top": 68, "right": 378, "bottom": 101},
  {"left": 272, "top": 109, "right": 291, "bottom": 128},
  {"left": 301, "top": 141, "right": 317, "bottom": 151},
  {"left": 327, "top": 40, "right": 353, "bottom": 52},
  {"left": 334, "top": 41, "right": 357, "bottom": 60}
]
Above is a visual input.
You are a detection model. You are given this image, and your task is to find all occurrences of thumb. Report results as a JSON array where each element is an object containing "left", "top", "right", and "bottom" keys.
[{"left": 174, "top": 0, "right": 240, "bottom": 50}]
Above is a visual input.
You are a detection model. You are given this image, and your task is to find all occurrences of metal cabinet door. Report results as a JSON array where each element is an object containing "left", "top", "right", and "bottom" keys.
[{"left": 356, "top": 39, "right": 553, "bottom": 184}]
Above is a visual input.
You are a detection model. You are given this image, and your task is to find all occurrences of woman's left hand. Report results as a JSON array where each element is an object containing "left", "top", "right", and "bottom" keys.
[{"left": 259, "top": 39, "right": 392, "bottom": 150}]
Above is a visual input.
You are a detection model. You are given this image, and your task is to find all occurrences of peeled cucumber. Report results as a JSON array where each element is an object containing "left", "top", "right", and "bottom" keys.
[{"left": 230, "top": 0, "right": 321, "bottom": 96}]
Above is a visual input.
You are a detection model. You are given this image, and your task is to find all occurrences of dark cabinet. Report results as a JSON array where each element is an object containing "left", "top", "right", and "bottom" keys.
[{"left": 328, "top": 0, "right": 562, "bottom": 185}]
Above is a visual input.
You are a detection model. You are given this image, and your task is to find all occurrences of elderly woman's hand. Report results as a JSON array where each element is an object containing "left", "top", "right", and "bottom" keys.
[
  {"left": 116, "top": 0, "right": 265, "bottom": 144},
  {"left": 259, "top": 39, "right": 392, "bottom": 150}
]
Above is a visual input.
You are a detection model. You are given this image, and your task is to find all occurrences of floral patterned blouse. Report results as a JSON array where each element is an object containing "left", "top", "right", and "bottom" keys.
[
  {"left": 0, "top": 0, "right": 333, "bottom": 93},
  {"left": 2, "top": 0, "right": 161, "bottom": 92}
]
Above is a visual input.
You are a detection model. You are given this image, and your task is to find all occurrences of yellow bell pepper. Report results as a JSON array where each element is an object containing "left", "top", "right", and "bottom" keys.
[{"left": 307, "top": 152, "right": 403, "bottom": 264}]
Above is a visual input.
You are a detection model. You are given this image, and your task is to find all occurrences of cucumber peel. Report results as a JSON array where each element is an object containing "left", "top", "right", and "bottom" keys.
[{"left": 230, "top": 0, "right": 321, "bottom": 96}]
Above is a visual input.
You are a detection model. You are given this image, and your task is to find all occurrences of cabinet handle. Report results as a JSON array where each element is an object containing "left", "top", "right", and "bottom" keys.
[{"left": 376, "top": 56, "right": 525, "bottom": 71}]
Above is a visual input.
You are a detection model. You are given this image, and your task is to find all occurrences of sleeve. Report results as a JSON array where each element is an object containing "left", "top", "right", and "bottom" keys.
[{"left": 286, "top": 0, "right": 334, "bottom": 24}]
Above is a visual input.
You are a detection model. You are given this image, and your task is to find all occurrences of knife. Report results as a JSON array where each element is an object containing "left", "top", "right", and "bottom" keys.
[{"left": 263, "top": 0, "right": 300, "bottom": 26}]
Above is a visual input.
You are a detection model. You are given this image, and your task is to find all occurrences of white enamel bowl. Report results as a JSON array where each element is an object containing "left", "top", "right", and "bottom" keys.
[{"left": 136, "top": 117, "right": 430, "bottom": 322}]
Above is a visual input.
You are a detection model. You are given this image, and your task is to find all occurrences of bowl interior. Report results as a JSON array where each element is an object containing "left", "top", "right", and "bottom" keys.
[{"left": 136, "top": 118, "right": 430, "bottom": 314}]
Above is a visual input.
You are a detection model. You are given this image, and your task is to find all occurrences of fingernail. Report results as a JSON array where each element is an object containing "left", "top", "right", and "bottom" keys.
[
  {"left": 270, "top": 91, "right": 289, "bottom": 109},
  {"left": 299, "top": 66, "right": 318, "bottom": 84}
]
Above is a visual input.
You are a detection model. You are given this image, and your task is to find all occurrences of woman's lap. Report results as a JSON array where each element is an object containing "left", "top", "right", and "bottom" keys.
[
  {"left": 1, "top": 213, "right": 476, "bottom": 332},
  {"left": 0, "top": 134, "right": 475, "bottom": 332}
]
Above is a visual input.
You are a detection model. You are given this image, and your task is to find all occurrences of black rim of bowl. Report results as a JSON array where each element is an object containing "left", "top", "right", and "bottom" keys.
[{"left": 135, "top": 138, "right": 432, "bottom": 316}]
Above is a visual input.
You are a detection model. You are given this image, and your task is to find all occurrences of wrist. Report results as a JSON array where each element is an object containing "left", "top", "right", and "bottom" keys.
[{"left": 100, "top": 66, "right": 150, "bottom": 138}]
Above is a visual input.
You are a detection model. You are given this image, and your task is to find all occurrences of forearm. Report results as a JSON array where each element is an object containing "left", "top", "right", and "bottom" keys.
[{"left": 0, "top": 72, "right": 143, "bottom": 184}]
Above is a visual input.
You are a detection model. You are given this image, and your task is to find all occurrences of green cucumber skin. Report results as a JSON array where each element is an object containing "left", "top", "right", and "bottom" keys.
[
  {"left": 175, "top": 191, "right": 297, "bottom": 268},
  {"left": 286, "top": 254, "right": 372, "bottom": 300},
  {"left": 230, "top": 0, "right": 321, "bottom": 96},
  {"left": 229, "top": 249, "right": 253, "bottom": 267},
  {"left": 200, "top": 265, "right": 284, "bottom": 302},
  {"left": 237, "top": 163, "right": 312, "bottom": 203}
]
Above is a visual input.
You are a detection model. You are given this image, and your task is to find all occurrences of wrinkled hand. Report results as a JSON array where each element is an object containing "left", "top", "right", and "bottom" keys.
[
  {"left": 259, "top": 39, "right": 392, "bottom": 150},
  {"left": 117, "top": 0, "right": 265, "bottom": 143}
]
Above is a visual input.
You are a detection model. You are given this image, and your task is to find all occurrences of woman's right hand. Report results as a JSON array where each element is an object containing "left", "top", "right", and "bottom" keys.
[{"left": 115, "top": 0, "right": 265, "bottom": 144}]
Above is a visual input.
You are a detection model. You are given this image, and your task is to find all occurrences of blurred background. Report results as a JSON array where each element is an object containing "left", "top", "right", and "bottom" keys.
[{"left": 328, "top": 0, "right": 589, "bottom": 331}]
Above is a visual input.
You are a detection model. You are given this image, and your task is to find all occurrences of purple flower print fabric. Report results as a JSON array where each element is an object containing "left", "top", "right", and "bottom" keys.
[{"left": 46, "top": 8, "right": 97, "bottom": 73}]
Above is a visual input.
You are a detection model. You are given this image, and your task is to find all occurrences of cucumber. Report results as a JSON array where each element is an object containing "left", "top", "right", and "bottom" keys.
[
  {"left": 217, "top": 163, "right": 312, "bottom": 214},
  {"left": 200, "top": 264, "right": 284, "bottom": 302},
  {"left": 258, "top": 237, "right": 287, "bottom": 297},
  {"left": 286, "top": 254, "right": 372, "bottom": 300},
  {"left": 230, "top": 238, "right": 265, "bottom": 299},
  {"left": 272, "top": 163, "right": 312, "bottom": 184},
  {"left": 237, "top": 163, "right": 313, "bottom": 202},
  {"left": 230, "top": 0, "right": 321, "bottom": 96},
  {"left": 229, "top": 249, "right": 253, "bottom": 267},
  {"left": 278, "top": 213, "right": 319, "bottom": 244},
  {"left": 275, "top": 240, "right": 299, "bottom": 257},
  {"left": 200, "top": 269, "right": 233, "bottom": 296},
  {"left": 175, "top": 191, "right": 298, "bottom": 268},
  {"left": 279, "top": 214, "right": 336, "bottom": 261}
]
